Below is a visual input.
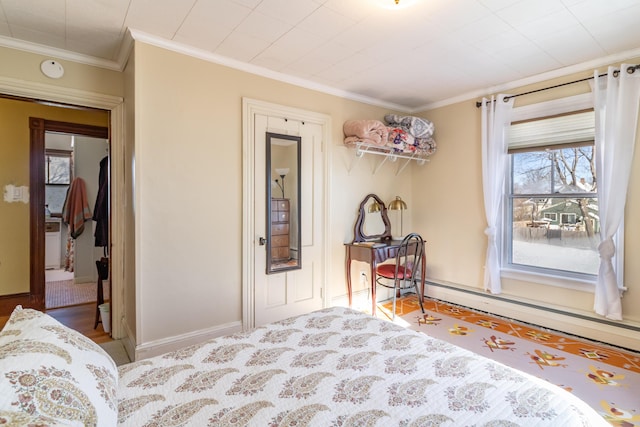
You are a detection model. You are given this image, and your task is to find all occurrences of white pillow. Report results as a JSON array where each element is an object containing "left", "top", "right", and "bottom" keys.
[{"left": 0, "top": 306, "right": 117, "bottom": 427}]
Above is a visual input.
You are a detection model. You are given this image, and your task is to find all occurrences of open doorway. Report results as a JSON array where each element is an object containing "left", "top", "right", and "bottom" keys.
[
  {"left": 30, "top": 118, "right": 110, "bottom": 331},
  {"left": 43, "top": 132, "right": 110, "bottom": 311},
  {"left": 0, "top": 82, "right": 124, "bottom": 341}
]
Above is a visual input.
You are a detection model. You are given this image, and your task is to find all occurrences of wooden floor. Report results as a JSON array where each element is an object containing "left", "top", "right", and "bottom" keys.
[{"left": 0, "top": 303, "right": 112, "bottom": 344}]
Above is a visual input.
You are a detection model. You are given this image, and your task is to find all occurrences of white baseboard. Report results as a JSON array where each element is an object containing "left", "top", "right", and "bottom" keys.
[
  {"left": 120, "top": 319, "right": 136, "bottom": 363},
  {"left": 134, "top": 320, "right": 243, "bottom": 360},
  {"left": 425, "top": 282, "right": 640, "bottom": 352}
]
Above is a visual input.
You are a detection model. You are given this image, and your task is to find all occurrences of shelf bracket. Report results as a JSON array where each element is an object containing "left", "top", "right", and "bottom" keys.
[
  {"left": 373, "top": 155, "right": 390, "bottom": 174},
  {"left": 347, "top": 141, "right": 431, "bottom": 176},
  {"left": 347, "top": 147, "right": 365, "bottom": 174}
]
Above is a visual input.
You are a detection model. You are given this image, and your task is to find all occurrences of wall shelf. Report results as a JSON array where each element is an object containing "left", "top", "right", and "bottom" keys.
[{"left": 347, "top": 141, "right": 430, "bottom": 176}]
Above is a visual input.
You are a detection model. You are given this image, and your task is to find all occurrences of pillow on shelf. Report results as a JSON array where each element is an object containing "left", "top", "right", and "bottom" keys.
[{"left": 0, "top": 305, "right": 117, "bottom": 427}]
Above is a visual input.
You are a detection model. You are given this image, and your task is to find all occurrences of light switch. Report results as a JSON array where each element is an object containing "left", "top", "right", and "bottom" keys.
[{"left": 3, "top": 185, "right": 29, "bottom": 203}]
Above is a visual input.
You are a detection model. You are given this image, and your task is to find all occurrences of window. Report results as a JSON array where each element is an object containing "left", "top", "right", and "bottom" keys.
[
  {"left": 45, "top": 149, "right": 72, "bottom": 184},
  {"left": 45, "top": 149, "right": 72, "bottom": 215},
  {"left": 560, "top": 213, "right": 577, "bottom": 225},
  {"left": 506, "top": 110, "right": 601, "bottom": 279}
]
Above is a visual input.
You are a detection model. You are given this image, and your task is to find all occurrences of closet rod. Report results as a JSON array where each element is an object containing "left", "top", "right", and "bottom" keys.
[{"left": 475, "top": 63, "right": 640, "bottom": 108}]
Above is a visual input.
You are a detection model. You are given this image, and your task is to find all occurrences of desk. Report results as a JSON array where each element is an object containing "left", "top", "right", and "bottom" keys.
[{"left": 345, "top": 240, "right": 425, "bottom": 316}]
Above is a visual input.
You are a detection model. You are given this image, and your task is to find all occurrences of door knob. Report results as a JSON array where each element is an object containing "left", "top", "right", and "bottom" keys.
[{"left": 258, "top": 237, "right": 267, "bottom": 246}]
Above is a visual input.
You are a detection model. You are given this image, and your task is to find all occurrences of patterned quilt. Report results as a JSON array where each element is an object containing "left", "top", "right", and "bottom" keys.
[{"left": 117, "top": 307, "right": 609, "bottom": 426}]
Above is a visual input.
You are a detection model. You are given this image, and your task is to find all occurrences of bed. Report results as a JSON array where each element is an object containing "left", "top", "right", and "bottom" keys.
[{"left": 0, "top": 305, "right": 609, "bottom": 426}]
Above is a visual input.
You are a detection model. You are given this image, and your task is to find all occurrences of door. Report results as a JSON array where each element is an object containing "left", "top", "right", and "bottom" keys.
[{"left": 245, "top": 101, "right": 328, "bottom": 327}]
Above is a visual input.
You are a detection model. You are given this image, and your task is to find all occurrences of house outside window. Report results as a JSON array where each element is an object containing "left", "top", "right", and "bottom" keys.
[{"left": 505, "top": 109, "right": 603, "bottom": 281}]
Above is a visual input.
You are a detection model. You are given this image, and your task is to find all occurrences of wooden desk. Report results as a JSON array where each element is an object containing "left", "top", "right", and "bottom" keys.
[{"left": 345, "top": 240, "right": 425, "bottom": 316}]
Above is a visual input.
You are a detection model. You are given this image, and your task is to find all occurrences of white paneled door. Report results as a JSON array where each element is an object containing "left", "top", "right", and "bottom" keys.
[{"left": 243, "top": 100, "right": 328, "bottom": 328}]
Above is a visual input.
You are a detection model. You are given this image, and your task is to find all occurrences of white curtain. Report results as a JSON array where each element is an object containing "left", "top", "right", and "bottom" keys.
[
  {"left": 481, "top": 95, "right": 514, "bottom": 294},
  {"left": 592, "top": 64, "right": 640, "bottom": 320}
]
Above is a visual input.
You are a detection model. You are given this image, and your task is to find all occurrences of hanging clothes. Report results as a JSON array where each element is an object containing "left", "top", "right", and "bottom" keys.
[
  {"left": 61, "top": 177, "right": 92, "bottom": 272},
  {"left": 63, "top": 233, "right": 76, "bottom": 272},
  {"left": 93, "top": 156, "right": 109, "bottom": 248},
  {"left": 62, "top": 177, "right": 92, "bottom": 239}
]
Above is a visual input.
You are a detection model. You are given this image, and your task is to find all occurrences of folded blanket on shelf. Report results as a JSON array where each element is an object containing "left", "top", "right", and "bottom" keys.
[
  {"left": 387, "top": 126, "right": 437, "bottom": 155},
  {"left": 343, "top": 119, "right": 388, "bottom": 146},
  {"left": 385, "top": 113, "right": 435, "bottom": 138}
]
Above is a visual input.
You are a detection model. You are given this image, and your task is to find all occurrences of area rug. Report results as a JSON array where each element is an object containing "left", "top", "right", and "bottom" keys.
[
  {"left": 379, "top": 295, "right": 640, "bottom": 426},
  {"left": 45, "top": 279, "right": 110, "bottom": 309}
]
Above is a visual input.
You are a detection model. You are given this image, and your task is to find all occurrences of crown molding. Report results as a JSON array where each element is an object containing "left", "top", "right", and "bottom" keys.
[
  {"left": 0, "top": 35, "right": 122, "bottom": 71},
  {"left": 2, "top": 28, "right": 639, "bottom": 115},
  {"left": 115, "top": 30, "right": 135, "bottom": 70},
  {"left": 416, "top": 46, "right": 640, "bottom": 112},
  {"left": 127, "top": 29, "right": 412, "bottom": 113},
  {"left": 0, "top": 28, "right": 412, "bottom": 112}
]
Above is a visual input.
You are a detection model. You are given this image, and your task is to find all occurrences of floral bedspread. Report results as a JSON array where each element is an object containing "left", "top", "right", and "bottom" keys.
[{"left": 117, "top": 307, "right": 608, "bottom": 426}]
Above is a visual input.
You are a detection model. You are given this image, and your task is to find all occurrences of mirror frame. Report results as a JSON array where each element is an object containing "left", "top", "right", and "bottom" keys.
[
  {"left": 353, "top": 193, "right": 392, "bottom": 243},
  {"left": 266, "top": 132, "right": 302, "bottom": 274}
]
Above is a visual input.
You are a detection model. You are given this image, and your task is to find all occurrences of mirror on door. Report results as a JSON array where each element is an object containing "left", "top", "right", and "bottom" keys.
[{"left": 266, "top": 132, "right": 301, "bottom": 274}]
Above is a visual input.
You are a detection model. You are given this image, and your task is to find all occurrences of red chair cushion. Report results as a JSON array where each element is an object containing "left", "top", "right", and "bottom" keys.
[{"left": 377, "top": 263, "right": 412, "bottom": 280}]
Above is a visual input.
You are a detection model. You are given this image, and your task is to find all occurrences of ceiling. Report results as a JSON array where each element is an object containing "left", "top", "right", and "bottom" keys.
[{"left": 1, "top": 0, "right": 640, "bottom": 111}]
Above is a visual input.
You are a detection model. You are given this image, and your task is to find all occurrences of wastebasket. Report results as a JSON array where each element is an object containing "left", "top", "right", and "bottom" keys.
[{"left": 99, "top": 303, "right": 110, "bottom": 333}]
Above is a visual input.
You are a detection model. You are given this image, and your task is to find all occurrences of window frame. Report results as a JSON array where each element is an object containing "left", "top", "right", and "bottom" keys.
[
  {"left": 45, "top": 148, "right": 73, "bottom": 185},
  {"left": 500, "top": 93, "right": 624, "bottom": 291}
]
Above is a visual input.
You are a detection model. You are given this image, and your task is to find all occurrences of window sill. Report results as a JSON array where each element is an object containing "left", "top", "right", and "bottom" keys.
[{"left": 501, "top": 268, "right": 596, "bottom": 293}]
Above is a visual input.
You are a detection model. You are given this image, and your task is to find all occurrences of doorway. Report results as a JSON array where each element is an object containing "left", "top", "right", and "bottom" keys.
[
  {"left": 43, "top": 131, "right": 110, "bottom": 310},
  {"left": 0, "top": 79, "right": 124, "bottom": 339},
  {"left": 30, "top": 118, "right": 109, "bottom": 317}
]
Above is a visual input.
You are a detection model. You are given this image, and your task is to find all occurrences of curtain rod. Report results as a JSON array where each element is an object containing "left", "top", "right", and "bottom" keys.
[{"left": 475, "top": 63, "right": 640, "bottom": 108}]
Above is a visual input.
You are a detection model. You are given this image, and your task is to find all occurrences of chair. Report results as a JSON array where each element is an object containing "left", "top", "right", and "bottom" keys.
[{"left": 375, "top": 233, "right": 426, "bottom": 319}]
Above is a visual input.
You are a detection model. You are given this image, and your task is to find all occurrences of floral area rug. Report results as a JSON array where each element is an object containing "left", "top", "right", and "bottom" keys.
[{"left": 378, "top": 294, "right": 640, "bottom": 426}]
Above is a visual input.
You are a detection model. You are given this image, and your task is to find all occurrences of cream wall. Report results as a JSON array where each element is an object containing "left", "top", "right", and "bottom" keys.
[
  {"left": 413, "top": 59, "right": 640, "bottom": 343},
  {"left": 130, "top": 42, "right": 412, "bottom": 350}
]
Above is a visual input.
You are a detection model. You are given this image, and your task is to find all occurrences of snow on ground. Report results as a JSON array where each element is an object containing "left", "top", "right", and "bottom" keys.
[{"left": 512, "top": 240, "right": 599, "bottom": 275}]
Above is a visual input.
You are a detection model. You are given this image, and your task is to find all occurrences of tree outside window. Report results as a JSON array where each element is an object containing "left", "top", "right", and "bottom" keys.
[
  {"left": 507, "top": 112, "right": 600, "bottom": 278},
  {"left": 45, "top": 149, "right": 72, "bottom": 184}
]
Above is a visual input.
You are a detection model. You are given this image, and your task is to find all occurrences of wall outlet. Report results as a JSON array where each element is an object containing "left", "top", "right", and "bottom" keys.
[{"left": 359, "top": 271, "right": 367, "bottom": 285}]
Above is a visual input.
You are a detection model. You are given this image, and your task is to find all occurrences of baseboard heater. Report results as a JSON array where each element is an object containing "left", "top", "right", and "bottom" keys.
[{"left": 424, "top": 280, "right": 640, "bottom": 352}]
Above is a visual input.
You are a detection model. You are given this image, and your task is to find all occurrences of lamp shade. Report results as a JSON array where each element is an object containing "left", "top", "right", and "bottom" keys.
[
  {"left": 368, "top": 200, "right": 381, "bottom": 213},
  {"left": 275, "top": 168, "right": 289, "bottom": 176},
  {"left": 388, "top": 196, "right": 407, "bottom": 211}
]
